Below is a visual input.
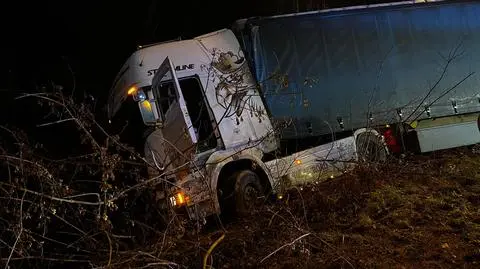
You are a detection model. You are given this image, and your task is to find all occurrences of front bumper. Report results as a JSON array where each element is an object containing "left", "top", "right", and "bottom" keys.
[{"left": 167, "top": 173, "right": 217, "bottom": 221}]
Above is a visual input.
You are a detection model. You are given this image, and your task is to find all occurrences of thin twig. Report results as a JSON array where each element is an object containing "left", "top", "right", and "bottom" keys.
[
  {"left": 410, "top": 71, "right": 475, "bottom": 123},
  {"left": 306, "top": 231, "right": 356, "bottom": 269},
  {"left": 1, "top": 256, "right": 89, "bottom": 263},
  {"left": 0, "top": 155, "right": 54, "bottom": 179},
  {"left": 292, "top": 186, "right": 309, "bottom": 229},
  {"left": 16, "top": 93, "right": 101, "bottom": 150},
  {"left": 260, "top": 233, "right": 311, "bottom": 263},
  {"left": 105, "top": 231, "right": 113, "bottom": 268},
  {"left": 1, "top": 184, "right": 104, "bottom": 206},
  {"left": 0, "top": 238, "right": 22, "bottom": 256},
  {"left": 404, "top": 40, "right": 464, "bottom": 122},
  {"left": 37, "top": 118, "right": 75, "bottom": 127},
  {"left": 63, "top": 192, "right": 101, "bottom": 200},
  {"left": 49, "top": 212, "right": 91, "bottom": 240},
  {"left": 136, "top": 261, "right": 180, "bottom": 269},
  {"left": 4, "top": 190, "right": 26, "bottom": 269}
]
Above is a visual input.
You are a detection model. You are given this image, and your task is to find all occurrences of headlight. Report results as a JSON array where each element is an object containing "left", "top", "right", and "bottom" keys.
[{"left": 133, "top": 90, "right": 147, "bottom": 101}]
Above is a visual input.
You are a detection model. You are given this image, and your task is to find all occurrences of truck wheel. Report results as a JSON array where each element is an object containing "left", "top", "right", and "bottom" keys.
[
  {"left": 356, "top": 131, "right": 387, "bottom": 163},
  {"left": 233, "top": 170, "right": 264, "bottom": 217},
  {"left": 477, "top": 113, "right": 480, "bottom": 133}
]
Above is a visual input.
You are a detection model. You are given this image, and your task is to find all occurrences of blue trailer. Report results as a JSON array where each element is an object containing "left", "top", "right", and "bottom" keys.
[{"left": 234, "top": 0, "right": 480, "bottom": 152}]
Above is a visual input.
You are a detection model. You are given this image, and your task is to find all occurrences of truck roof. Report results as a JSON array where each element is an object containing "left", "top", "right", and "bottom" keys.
[
  {"left": 233, "top": 0, "right": 446, "bottom": 30},
  {"left": 107, "top": 29, "right": 240, "bottom": 119},
  {"left": 107, "top": 38, "right": 208, "bottom": 119}
]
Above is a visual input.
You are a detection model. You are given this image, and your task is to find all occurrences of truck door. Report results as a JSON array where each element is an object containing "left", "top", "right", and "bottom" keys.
[{"left": 152, "top": 57, "right": 198, "bottom": 168}]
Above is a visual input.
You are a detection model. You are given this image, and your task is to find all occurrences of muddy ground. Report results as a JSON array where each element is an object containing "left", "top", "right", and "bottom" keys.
[{"left": 112, "top": 148, "right": 480, "bottom": 269}]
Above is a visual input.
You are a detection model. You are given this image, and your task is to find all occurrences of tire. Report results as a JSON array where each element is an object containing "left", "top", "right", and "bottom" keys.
[
  {"left": 233, "top": 170, "right": 264, "bottom": 217},
  {"left": 477, "top": 113, "right": 480, "bottom": 133},
  {"left": 356, "top": 131, "right": 388, "bottom": 163}
]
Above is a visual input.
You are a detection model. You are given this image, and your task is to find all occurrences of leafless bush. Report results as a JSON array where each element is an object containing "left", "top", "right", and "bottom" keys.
[{"left": 0, "top": 87, "right": 176, "bottom": 268}]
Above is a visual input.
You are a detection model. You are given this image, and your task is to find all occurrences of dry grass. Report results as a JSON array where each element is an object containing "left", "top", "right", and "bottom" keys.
[{"left": 139, "top": 147, "right": 480, "bottom": 269}]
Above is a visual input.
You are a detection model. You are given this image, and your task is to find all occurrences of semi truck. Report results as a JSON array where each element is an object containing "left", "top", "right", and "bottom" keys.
[{"left": 107, "top": 0, "right": 480, "bottom": 224}]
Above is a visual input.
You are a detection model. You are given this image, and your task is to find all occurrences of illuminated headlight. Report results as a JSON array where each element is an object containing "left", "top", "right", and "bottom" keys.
[
  {"left": 169, "top": 192, "right": 189, "bottom": 207},
  {"left": 133, "top": 90, "right": 146, "bottom": 101}
]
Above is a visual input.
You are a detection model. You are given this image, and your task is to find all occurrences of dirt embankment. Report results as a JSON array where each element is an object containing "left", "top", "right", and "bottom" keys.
[{"left": 155, "top": 149, "right": 480, "bottom": 269}]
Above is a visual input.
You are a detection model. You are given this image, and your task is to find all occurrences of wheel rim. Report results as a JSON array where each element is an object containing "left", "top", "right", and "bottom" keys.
[
  {"left": 243, "top": 184, "right": 259, "bottom": 208},
  {"left": 357, "top": 133, "right": 386, "bottom": 162},
  {"left": 364, "top": 143, "right": 377, "bottom": 161}
]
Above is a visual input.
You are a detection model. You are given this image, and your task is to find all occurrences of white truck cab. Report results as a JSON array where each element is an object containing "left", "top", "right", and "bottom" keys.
[{"left": 107, "top": 29, "right": 362, "bottom": 222}]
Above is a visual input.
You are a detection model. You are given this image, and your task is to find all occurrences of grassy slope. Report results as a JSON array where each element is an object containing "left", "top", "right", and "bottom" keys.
[{"left": 118, "top": 148, "right": 480, "bottom": 269}]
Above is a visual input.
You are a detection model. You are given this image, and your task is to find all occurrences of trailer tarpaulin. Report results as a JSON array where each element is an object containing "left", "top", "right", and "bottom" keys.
[{"left": 247, "top": 1, "right": 480, "bottom": 139}]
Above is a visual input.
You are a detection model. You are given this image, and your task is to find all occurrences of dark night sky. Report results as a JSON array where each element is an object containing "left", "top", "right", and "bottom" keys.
[
  {"left": 1, "top": 0, "right": 268, "bottom": 127},
  {"left": 4, "top": 0, "right": 266, "bottom": 95},
  {"left": 1, "top": 0, "right": 386, "bottom": 128},
  {"left": 4, "top": 0, "right": 382, "bottom": 93}
]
